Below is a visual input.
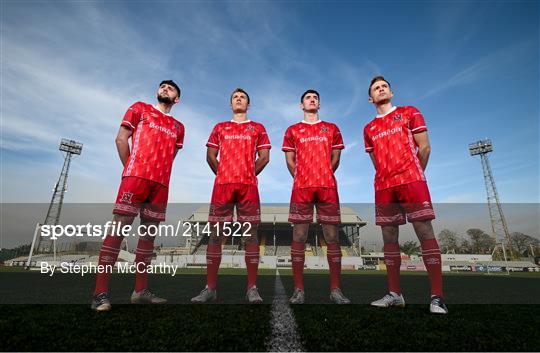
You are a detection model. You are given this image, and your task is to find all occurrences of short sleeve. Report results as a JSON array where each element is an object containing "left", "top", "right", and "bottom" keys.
[
  {"left": 176, "top": 122, "right": 185, "bottom": 149},
  {"left": 121, "top": 102, "right": 142, "bottom": 130},
  {"left": 257, "top": 125, "right": 271, "bottom": 150},
  {"left": 364, "top": 125, "right": 374, "bottom": 153},
  {"left": 409, "top": 106, "right": 427, "bottom": 134},
  {"left": 331, "top": 125, "right": 344, "bottom": 150},
  {"left": 282, "top": 127, "right": 295, "bottom": 152},
  {"left": 206, "top": 124, "right": 220, "bottom": 149}
]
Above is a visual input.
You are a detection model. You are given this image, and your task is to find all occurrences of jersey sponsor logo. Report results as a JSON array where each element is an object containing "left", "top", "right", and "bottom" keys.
[
  {"left": 371, "top": 126, "right": 402, "bottom": 141},
  {"left": 370, "top": 125, "right": 377, "bottom": 130},
  {"left": 149, "top": 121, "right": 178, "bottom": 139},
  {"left": 120, "top": 192, "right": 134, "bottom": 204},
  {"left": 393, "top": 114, "right": 403, "bottom": 122},
  {"left": 224, "top": 126, "right": 232, "bottom": 130},
  {"left": 299, "top": 136, "right": 328, "bottom": 143},
  {"left": 224, "top": 134, "right": 252, "bottom": 140},
  {"left": 299, "top": 128, "right": 305, "bottom": 132}
]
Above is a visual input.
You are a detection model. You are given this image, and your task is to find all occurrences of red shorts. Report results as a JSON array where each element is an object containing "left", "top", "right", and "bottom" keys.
[
  {"left": 289, "top": 187, "right": 341, "bottom": 225},
  {"left": 209, "top": 183, "right": 261, "bottom": 224},
  {"left": 375, "top": 181, "right": 435, "bottom": 226},
  {"left": 113, "top": 177, "right": 168, "bottom": 222}
]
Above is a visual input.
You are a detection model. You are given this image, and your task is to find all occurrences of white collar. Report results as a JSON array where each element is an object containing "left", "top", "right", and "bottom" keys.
[
  {"left": 301, "top": 119, "right": 322, "bottom": 125},
  {"left": 230, "top": 119, "right": 251, "bottom": 124},
  {"left": 376, "top": 106, "right": 397, "bottom": 118},
  {"left": 153, "top": 105, "right": 172, "bottom": 116}
]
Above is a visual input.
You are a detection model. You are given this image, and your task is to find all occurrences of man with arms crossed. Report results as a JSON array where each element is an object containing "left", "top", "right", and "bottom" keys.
[
  {"left": 92, "top": 80, "right": 185, "bottom": 311},
  {"left": 191, "top": 88, "right": 271, "bottom": 304},
  {"left": 364, "top": 76, "right": 447, "bottom": 314},
  {"left": 282, "top": 89, "right": 350, "bottom": 304}
]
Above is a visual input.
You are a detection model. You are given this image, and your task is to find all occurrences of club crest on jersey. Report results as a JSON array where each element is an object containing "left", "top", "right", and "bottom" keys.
[
  {"left": 393, "top": 114, "right": 403, "bottom": 122},
  {"left": 174, "top": 122, "right": 181, "bottom": 130},
  {"left": 246, "top": 125, "right": 255, "bottom": 132},
  {"left": 320, "top": 126, "right": 329, "bottom": 133},
  {"left": 120, "top": 192, "right": 134, "bottom": 204}
]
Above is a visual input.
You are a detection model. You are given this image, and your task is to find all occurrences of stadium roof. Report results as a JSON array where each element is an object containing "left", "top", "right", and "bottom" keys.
[{"left": 187, "top": 205, "right": 367, "bottom": 227}]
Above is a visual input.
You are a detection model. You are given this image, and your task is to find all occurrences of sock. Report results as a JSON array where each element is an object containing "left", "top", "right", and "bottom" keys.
[
  {"left": 384, "top": 242, "right": 402, "bottom": 295},
  {"left": 291, "top": 241, "right": 305, "bottom": 290},
  {"left": 326, "top": 242, "right": 342, "bottom": 290},
  {"left": 94, "top": 235, "right": 123, "bottom": 295},
  {"left": 134, "top": 236, "right": 155, "bottom": 293},
  {"left": 206, "top": 243, "right": 222, "bottom": 289},
  {"left": 245, "top": 243, "right": 260, "bottom": 289},
  {"left": 421, "top": 238, "right": 443, "bottom": 297}
]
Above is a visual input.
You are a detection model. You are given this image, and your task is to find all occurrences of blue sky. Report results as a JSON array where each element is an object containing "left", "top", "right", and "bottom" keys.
[{"left": 1, "top": 1, "right": 538, "bottom": 208}]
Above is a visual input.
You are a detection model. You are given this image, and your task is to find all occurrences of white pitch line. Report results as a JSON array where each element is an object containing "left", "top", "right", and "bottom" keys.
[{"left": 265, "top": 269, "right": 304, "bottom": 352}]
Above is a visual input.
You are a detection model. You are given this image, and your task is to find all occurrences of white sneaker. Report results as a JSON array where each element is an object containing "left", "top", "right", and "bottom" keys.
[
  {"left": 429, "top": 296, "right": 448, "bottom": 314},
  {"left": 191, "top": 286, "right": 218, "bottom": 304},
  {"left": 289, "top": 288, "right": 305, "bottom": 304},
  {"left": 330, "top": 288, "right": 351, "bottom": 304},
  {"left": 130, "top": 289, "right": 167, "bottom": 304},
  {"left": 370, "top": 292, "right": 405, "bottom": 308},
  {"left": 245, "top": 286, "right": 263, "bottom": 304}
]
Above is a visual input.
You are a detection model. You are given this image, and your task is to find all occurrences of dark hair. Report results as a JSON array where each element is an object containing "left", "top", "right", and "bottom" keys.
[
  {"left": 301, "top": 89, "right": 320, "bottom": 103},
  {"left": 159, "top": 80, "right": 181, "bottom": 97},
  {"left": 230, "top": 88, "right": 250, "bottom": 104},
  {"left": 368, "top": 76, "right": 390, "bottom": 97}
]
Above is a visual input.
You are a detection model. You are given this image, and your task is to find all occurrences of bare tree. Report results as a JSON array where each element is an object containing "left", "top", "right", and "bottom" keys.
[
  {"left": 400, "top": 240, "right": 420, "bottom": 256},
  {"left": 437, "top": 229, "right": 460, "bottom": 253},
  {"left": 511, "top": 232, "right": 540, "bottom": 255},
  {"left": 466, "top": 228, "right": 496, "bottom": 254}
]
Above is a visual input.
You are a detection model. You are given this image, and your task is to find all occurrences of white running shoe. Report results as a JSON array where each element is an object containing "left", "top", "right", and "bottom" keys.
[
  {"left": 245, "top": 286, "right": 263, "bottom": 304},
  {"left": 370, "top": 292, "right": 405, "bottom": 308},
  {"left": 130, "top": 289, "right": 167, "bottom": 304},
  {"left": 191, "top": 286, "right": 218, "bottom": 304},
  {"left": 429, "top": 296, "right": 449, "bottom": 314}
]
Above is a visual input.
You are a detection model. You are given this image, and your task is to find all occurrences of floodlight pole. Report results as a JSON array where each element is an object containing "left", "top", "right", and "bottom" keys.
[
  {"left": 468, "top": 139, "right": 514, "bottom": 260},
  {"left": 29, "top": 139, "right": 83, "bottom": 266}
]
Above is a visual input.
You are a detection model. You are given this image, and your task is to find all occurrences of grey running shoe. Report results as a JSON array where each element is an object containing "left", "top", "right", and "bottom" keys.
[
  {"left": 191, "top": 286, "right": 218, "bottom": 304},
  {"left": 430, "top": 296, "right": 449, "bottom": 314},
  {"left": 91, "top": 292, "right": 111, "bottom": 312},
  {"left": 246, "top": 286, "right": 263, "bottom": 304},
  {"left": 330, "top": 288, "right": 351, "bottom": 304},
  {"left": 289, "top": 288, "right": 305, "bottom": 304},
  {"left": 370, "top": 292, "right": 405, "bottom": 308},
  {"left": 130, "top": 289, "right": 167, "bottom": 304}
]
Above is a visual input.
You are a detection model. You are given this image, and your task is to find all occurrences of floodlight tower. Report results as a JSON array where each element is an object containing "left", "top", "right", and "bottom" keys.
[
  {"left": 468, "top": 139, "right": 513, "bottom": 257},
  {"left": 27, "top": 139, "right": 83, "bottom": 267}
]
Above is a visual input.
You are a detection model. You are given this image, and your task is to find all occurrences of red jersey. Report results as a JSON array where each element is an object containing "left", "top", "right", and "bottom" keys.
[
  {"left": 363, "top": 106, "right": 427, "bottom": 191},
  {"left": 121, "top": 102, "right": 184, "bottom": 187},
  {"left": 282, "top": 120, "right": 344, "bottom": 189},
  {"left": 206, "top": 120, "right": 271, "bottom": 185}
]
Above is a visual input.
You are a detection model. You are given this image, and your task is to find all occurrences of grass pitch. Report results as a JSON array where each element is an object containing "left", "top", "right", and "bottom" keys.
[{"left": 0, "top": 268, "right": 539, "bottom": 351}]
